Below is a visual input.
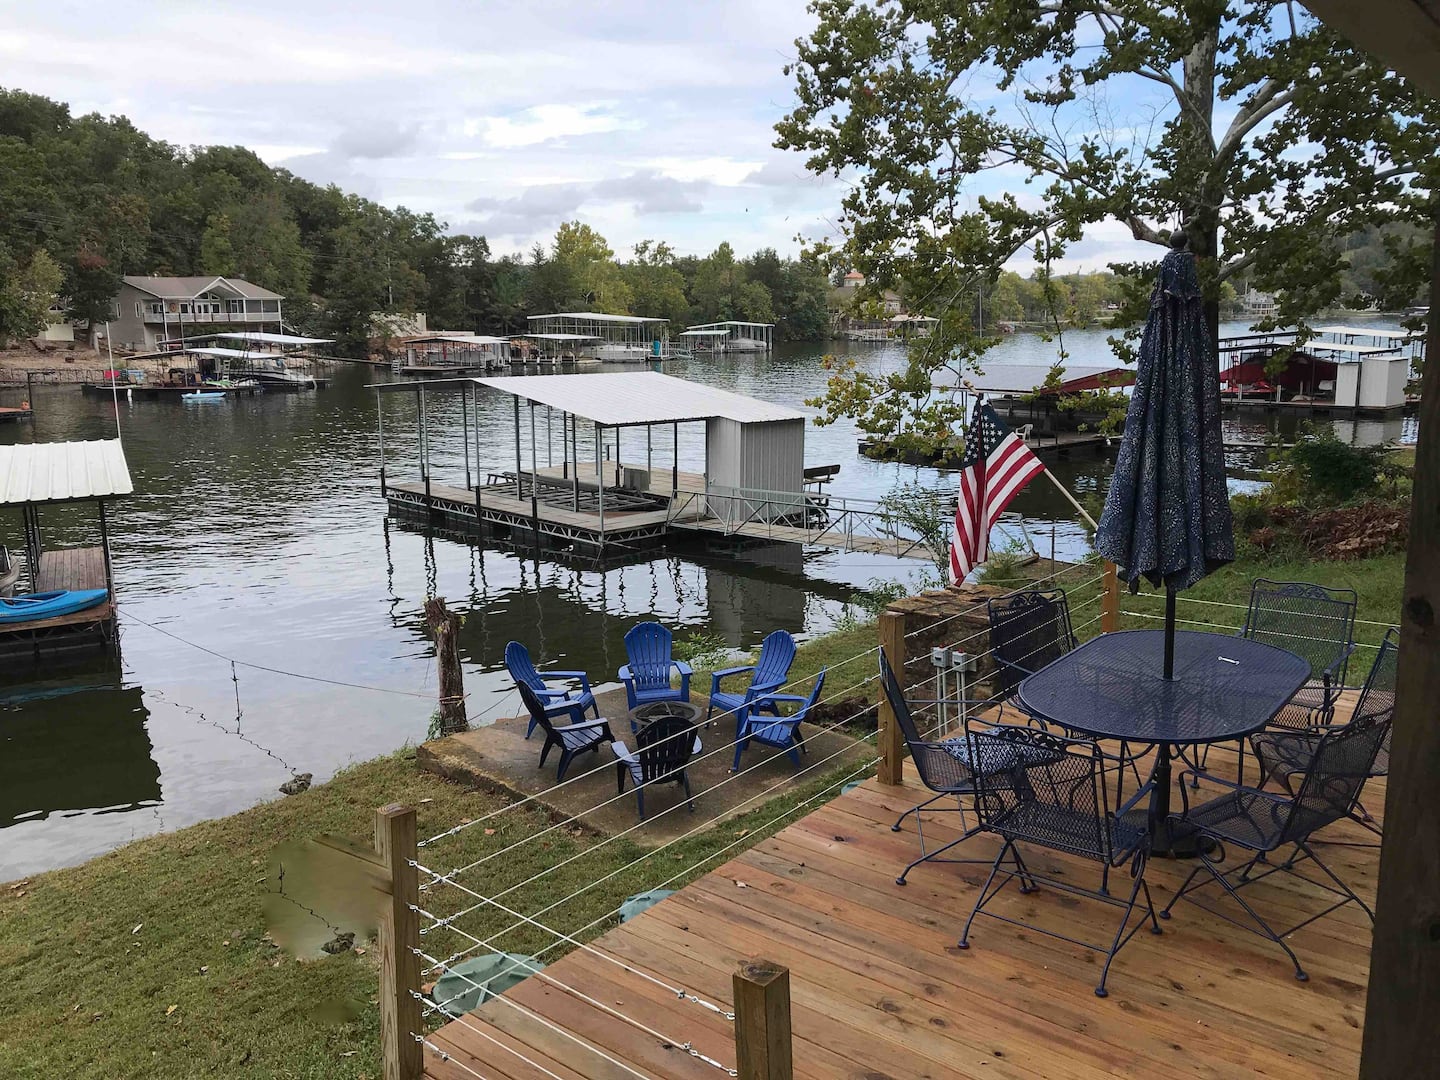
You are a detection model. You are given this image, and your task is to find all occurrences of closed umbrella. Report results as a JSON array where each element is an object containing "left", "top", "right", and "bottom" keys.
[{"left": 1095, "top": 233, "right": 1234, "bottom": 678}]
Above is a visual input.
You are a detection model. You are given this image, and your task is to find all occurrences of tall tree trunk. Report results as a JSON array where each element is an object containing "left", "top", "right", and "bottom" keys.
[{"left": 1183, "top": 25, "right": 1223, "bottom": 350}]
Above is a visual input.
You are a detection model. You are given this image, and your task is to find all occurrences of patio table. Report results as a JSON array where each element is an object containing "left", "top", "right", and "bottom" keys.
[{"left": 1014, "top": 629, "right": 1311, "bottom": 856}]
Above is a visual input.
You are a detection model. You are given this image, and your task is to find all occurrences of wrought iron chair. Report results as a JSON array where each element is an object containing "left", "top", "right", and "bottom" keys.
[
  {"left": 1161, "top": 702, "right": 1392, "bottom": 982},
  {"left": 986, "top": 588, "right": 1076, "bottom": 700},
  {"left": 612, "top": 713, "right": 700, "bottom": 820},
  {"left": 1249, "top": 627, "right": 1399, "bottom": 836},
  {"left": 732, "top": 669, "right": 824, "bottom": 772},
  {"left": 618, "top": 622, "right": 692, "bottom": 710},
  {"left": 1192, "top": 578, "right": 1358, "bottom": 784},
  {"left": 1242, "top": 578, "right": 1357, "bottom": 731},
  {"left": 516, "top": 681, "right": 613, "bottom": 781},
  {"left": 879, "top": 649, "right": 1018, "bottom": 886},
  {"left": 958, "top": 725, "right": 1162, "bottom": 998},
  {"left": 988, "top": 587, "right": 1144, "bottom": 785},
  {"left": 504, "top": 640, "right": 598, "bottom": 740},
  {"left": 706, "top": 628, "right": 797, "bottom": 735}
]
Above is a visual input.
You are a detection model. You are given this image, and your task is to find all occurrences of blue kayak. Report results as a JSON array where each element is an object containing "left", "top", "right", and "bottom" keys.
[{"left": 0, "top": 589, "right": 109, "bottom": 624}]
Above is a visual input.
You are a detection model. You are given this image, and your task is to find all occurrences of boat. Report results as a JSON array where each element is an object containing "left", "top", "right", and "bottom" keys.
[
  {"left": 0, "top": 589, "right": 109, "bottom": 624},
  {"left": 183, "top": 390, "right": 227, "bottom": 402},
  {"left": 0, "top": 547, "right": 18, "bottom": 598}
]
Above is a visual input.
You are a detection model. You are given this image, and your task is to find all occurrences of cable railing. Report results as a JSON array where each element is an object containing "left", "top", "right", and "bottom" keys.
[{"left": 361, "top": 556, "right": 1396, "bottom": 1078}]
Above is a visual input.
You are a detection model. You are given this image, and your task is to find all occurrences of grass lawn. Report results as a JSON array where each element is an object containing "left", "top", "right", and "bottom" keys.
[
  {"left": 0, "top": 748, "right": 867, "bottom": 1079},
  {"left": 1113, "top": 550, "right": 1405, "bottom": 649}
]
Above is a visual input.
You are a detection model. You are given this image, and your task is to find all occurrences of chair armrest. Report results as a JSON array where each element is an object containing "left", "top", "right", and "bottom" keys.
[
  {"left": 710, "top": 665, "right": 755, "bottom": 683},
  {"left": 757, "top": 693, "right": 807, "bottom": 706},
  {"left": 539, "top": 670, "right": 592, "bottom": 692},
  {"left": 1176, "top": 769, "right": 1290, "bottom": 806},
  {"left": 618, "top": 664, "right": 633, "bottom": 682},
  {"left": 1318, "top": 642, "right": 1357, "bottom": 696},
  {"left": 558, "top": 717, "right": 607, "bottom": 734},
  {"left": 672, "top": 659, "right": 693, "bottom": 676},
  {"left": 1116, "top": 780, "right": 1156, "bottom": 820}
]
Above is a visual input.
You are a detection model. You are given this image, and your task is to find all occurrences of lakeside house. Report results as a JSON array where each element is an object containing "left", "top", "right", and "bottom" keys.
[
  {"left": 97, "top": 275, "right": 285, "bottom": 353},
  {"left": 829, "top": 269, "right": 926, "bottom": 338}
]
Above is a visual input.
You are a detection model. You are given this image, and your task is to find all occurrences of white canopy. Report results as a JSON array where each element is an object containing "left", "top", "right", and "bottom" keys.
[
  {"left": 526, "top": 333, "right": 602, "bottom": 342},
  {"left": 475, "top": 372, "right": 807, "bottom": 426},
  {"left": 406, "top": 335, "right": 510, "bottom": 346},
  {"left": 679, "top": 329, "right": 731, "bottom": 337},
  {"left": 1313, "top": 325, "right": 1419, "bottom": 341},
  {"left": 527, "top": 312, "right": 667, "bottom": 324},
  {"left": 213, "top": 332, "right": 333, "bottom": 346},
  {"left": 686, "top": 321, "right": 776, "bottom": 330},
  {"left": 185, "top": 347, "right": 288, "bottom": 360},
  {"left": 0, "top": 440, "right": 133, "bottom": 505}
]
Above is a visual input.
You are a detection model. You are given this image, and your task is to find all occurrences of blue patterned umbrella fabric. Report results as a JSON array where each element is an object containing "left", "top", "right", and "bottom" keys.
[{"left": 1095, "top": 238, "right": 1234, "bottom": 654}]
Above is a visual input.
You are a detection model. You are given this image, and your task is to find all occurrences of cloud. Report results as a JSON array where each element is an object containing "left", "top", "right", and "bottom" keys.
[
  {"left": 592, "top": 171, "right": 710, "bottom": 214},
  {"left": 465, "top": 170, "right": 713, "bottom": 239},
  {"left": 331, "top": 121, "right": 422, "bottom": 160},
  {"left": 481, "top": 104, "right": 639, "bottom": 149}
]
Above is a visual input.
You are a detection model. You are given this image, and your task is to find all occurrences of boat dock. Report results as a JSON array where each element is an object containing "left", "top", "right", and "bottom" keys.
[
  {"left": 376, "top": 374, "right": 936, "bottom": 561},
  {"left": 81, "top": 382, "right": 267, "bottom": 400},
  {"left": 0, "top": 441, "right": 131, "bottom": 660}
]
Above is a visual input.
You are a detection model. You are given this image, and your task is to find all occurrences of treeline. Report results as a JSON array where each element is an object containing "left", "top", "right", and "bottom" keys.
[{"left": 0, "top": 89, "right": 831, "bottom": 350}]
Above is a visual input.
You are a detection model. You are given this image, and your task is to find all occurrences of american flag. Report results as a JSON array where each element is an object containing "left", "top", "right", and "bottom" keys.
[{"left": 949, "top": 400, "right": 1045, "bottom": 583}]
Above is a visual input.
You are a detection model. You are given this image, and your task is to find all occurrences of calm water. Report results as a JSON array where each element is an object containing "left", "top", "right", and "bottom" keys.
[{"left": 0, "top": 327, "right": 1416, "bottom": 879}]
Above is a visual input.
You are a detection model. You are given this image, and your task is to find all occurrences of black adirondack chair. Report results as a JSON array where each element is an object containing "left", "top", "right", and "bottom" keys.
[
  {"left": 612, "top": 713, "right": 700, "bottom": 821},
  {"left": 516, "top": 681, "right": 613, "bottom": 781}
]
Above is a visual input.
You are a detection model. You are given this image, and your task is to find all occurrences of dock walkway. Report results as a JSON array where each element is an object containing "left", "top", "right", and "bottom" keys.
[{"left": 425, "top": 755, "right": 1376, "bottom": 1079}]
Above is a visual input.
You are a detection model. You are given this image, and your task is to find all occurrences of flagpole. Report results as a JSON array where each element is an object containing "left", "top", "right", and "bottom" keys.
[{"left": 1040, "top": 468, "right": 1099, "bottom": 531}]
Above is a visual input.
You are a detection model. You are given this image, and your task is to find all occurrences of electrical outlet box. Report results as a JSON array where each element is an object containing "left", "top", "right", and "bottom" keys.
[
  {"left": 929, "top": 646, "right": 952, "bottom": 669},
  {"left": 951, "top": 650, "right": 978, "bottom": 672}
]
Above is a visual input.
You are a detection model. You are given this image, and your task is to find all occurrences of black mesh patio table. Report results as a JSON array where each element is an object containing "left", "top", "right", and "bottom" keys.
[{"left": 1014, "top": 629, "right": 1311, "bottom": 855}]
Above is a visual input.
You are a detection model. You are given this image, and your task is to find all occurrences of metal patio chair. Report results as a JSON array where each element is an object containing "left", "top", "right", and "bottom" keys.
[
  {"left": 612, "top": 713, "right": 700, "bottom": 820},
  {"left": 516, "top": 681, "right": 613, "bottom": 782},
  {"left": 958, "top": 725, "right": 1162, "bottom": 998},
  {"left": 1161, "top": 701, "right": 1392, "bottom": 982},
  {"left": 504, "top": 640, "right": 598, "bottom": 740},
  {"left": 879, "top": 648, "right": 1020, "bottom": 886},
  {"left": 988, "top": 587, "right": 1144, "bottom": 786},
  {"left": 732, "top": 668, "right": 824, "bottom": 772},
  {"left": 1249, "top": 627, "right": 1399, "bottom": 837},
  {"left": 706, "top": 628, "right": 797, "bottom": 735},
  {"left": 1193, "top": 578, "right": 1358, "bottom": 783},
  {"left": 618, "top": 622, "right": 692, "bottom": 710},
  {"left": 1242, "top": 578, "right": 1358, "bottom": 730},
  {"left": 986, "top": 588, "right": 1076, "bottom": 701}
]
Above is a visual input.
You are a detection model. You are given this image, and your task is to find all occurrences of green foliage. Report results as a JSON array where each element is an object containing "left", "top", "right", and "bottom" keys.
[
  {"left": 0, "top": 244, "right": 62, "bottom": 343},
  {"left": 0, "top": 87, "right": 840, "bottom": 349},
  {"left": 1282, "top": 426, "right": 1404, "bottom": 505},
  {"left": 877, "top": 482, "right": 954, "bottom": 579},
  {"left": 672, "top": 630, "right": 732, "bottom": 670},
  {"left": 777, "top": 2, "right": 1440, "bottom": 441}
]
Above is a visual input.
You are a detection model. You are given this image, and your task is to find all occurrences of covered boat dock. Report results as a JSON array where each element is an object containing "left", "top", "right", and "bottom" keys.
[
  {"left": 374, "top": 371, "right": 809, "bottom": 555},
  {"left": 0, "top": 439, "right": 132, "bottom": 657}
]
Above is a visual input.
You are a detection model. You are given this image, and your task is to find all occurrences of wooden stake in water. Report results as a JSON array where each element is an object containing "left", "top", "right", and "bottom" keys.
[{"left": 424, "top": 596, "right": 467, "bottom": 735}]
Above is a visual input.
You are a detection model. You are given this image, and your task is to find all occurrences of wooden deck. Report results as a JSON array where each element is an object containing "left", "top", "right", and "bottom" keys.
[
  {"left": 0, "top": 546, "right": 114, "bottom": 644},
  {"left": 425, "top": 757, "right": 1378, "bottom": 1079}
]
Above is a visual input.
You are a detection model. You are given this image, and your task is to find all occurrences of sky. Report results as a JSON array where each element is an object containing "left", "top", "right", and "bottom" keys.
[{"left": 1, "top": 0, "right": 1161, "bottom": 269}]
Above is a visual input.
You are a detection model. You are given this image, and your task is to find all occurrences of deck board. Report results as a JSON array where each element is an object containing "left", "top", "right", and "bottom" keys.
[
  {"left": 0, "top": 546, "right": 113, "bottom": 640},
  {"left": 425, "top": 762, "right": 1378, "bottom": 1079}
]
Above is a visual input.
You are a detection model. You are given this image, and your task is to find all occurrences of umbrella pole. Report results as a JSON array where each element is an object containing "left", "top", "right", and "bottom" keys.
[{"left": 1163, "top": 588, "right": 1177, "bottom": 680}]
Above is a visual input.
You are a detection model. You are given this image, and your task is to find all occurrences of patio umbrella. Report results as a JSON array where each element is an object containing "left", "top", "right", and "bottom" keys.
[{"left": 1095, "top": 233, "right": 1234, "bottom": 678}]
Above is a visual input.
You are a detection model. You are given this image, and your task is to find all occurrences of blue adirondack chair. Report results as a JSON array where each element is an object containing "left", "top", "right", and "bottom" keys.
[
  {"left": 505, "top": 641, "right": 598, "bottom": 739},
  {"left": 618, "top": 622, "right": 692, "bottom": 710},
  {"left": 732, "top": 669, "right": 825, "bottom": 772},
  {"left": 706, "top": 628, "right": 797, "bottom": 736}
]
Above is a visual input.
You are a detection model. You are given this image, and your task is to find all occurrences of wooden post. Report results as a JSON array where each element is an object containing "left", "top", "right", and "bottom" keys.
[
  {"left": 424, "top": 597, "right": 467, "bottom": 735},
  {"left": 376, "top": 804, "right": 422, "bottom": 1080},
  {"left": 1101, "top": 560, "right": 1121, "bottom": 633},
  {"left": 1359, "top": 215, "right": 1440, "bottom": 1079},
  {"left": 733, "top": 959, "right": 793, "bottom": 1080},
  {"left": 877, "top": 608, "right": 906, "bottom": 785}
]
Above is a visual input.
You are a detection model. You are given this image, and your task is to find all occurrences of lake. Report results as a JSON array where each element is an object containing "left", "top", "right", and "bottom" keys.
[{"left": 0, "top": 325, "right": 1415, "bottom": 878}]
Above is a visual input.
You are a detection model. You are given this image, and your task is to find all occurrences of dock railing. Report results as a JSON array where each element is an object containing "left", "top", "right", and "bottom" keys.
[{"left": 666, "top": 483, "right": 941, "bottom": 561}]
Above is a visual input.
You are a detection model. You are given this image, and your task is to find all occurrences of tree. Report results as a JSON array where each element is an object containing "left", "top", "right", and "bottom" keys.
[
  {"left": 624, "top": 240, "right": 691, "bottom": 326},
  {"left": 777, "top": 1, "right": 1440, "bottom": 439},
  {"left": 551, "top": 221, "right": 632, "bottom": 312},
  {"left": 0, "top": 245, "right": 62, "bottom": 343},
  {"left": 199, "top": 213, "right": 237, "bottom": 276}
]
